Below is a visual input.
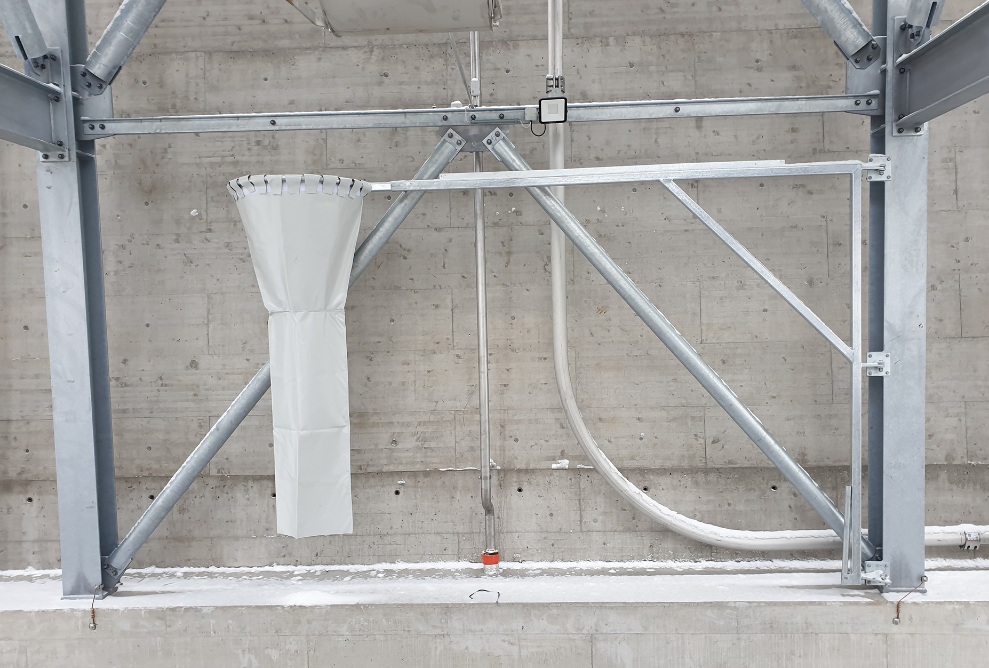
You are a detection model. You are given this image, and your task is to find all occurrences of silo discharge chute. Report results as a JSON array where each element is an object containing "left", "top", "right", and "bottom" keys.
[{"left": 228, "top": 174, "right": 368, "bottom": 538}]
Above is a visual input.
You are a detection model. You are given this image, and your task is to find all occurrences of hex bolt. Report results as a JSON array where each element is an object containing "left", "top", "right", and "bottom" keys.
[
  {"left": 866, "top": 55, "right": 872, "bottom": 62},
  {"left": 855, "top": 99, "right": 862, "bottom": 106},
  {"left": 442, "top": 114, "right": 448, "bottom": 121},
  {"left": 97, "top": 83, "right": 103, "bottom": 89},
  {"left": 914, "top": 127, "right": 922, "bottom": 133},
  {"left": 99, "top": 123, "right": 105, "bottom": 130},
  {"left": 41, "top": 154, "right": 49, "bottom": 159},
  {"left": 269, "top": 119, "right": 276, "bottom": 125},
  {"left": 456, "top": 140, "right": 462, "bottom": 145},
  {"left": 900, "top": 21, "right": 908, "bottom": 30},
  {"left": 899, "top": 67, "right": 906, "bottom": 74},
  {"left": 52, "top": 95, "right": 60, "bottom": 102},
  {"left": 88, "top": 124, "right": 95, "bottom": 130},
  {"left": 471, "top": 114, "right": 477, "bottom": 121},
  {"left": 866, "top": 99, "right": 873, "bottom": 105},
  {"left": 56, "top": 141, "right": 64, "bottom": 147},
  {"left": 499, "top": 113, "right": 505, "bottom": 119},
  {"left": 85, "top": 81, "right": 91, "bottom": 87},
  {"left": 81, "top": 70, "right": 87, "bottom": 77},
  {"left": 871, "top": 41, "right": 879, "bottom": 50},
  {"left": 854, "top": 57, "right": 861, "bottom": 64},
  {"left": 898, "top": 114, "right": 905, "bottom": 120},
  {"left": 494, "top": 130, "right": 501, "bottom": 137},
  {"left": 674, "top": 106, "right": 680, "bottom": 113},
  {"left": 486, "top": 138, "right": 492, "bottom": 145},
  {"left": 897, "top": 127, "right": 905, "bottom": 133},
  {"left": 49, "top": 54, "right": 56, "bottom": 62},
  {"left": 57, "top": 154, "right": 64, "bottom": 159}
]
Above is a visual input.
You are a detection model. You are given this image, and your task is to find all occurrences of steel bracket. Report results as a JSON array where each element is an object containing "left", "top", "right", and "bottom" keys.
[
  {"left": 864, "top": 154, "right": 891, "bottom": 181},
  {"left": 891, "top": 16, "right": 927, "bottom": 135},
  {"left": 864, "top": 351, "right": 891, "bottom": 376},
  {"left": 449, "top": 125, "right": 502, "bottom": 152},
  {"left": 962, "top": 531, "right": 981, "bottom": 551},
  {"left": 40, "top": 48, "right": 70, "bottom": 162},
  {"left": 862, "top": 560, "right": 891, "bottom": 586},
  {"left": 845, "top": 36, "right": 885, "bottom": 116}
]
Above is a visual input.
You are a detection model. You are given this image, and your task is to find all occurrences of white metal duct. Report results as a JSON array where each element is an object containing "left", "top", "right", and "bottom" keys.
[
  {"left": 284, "top": 0, "right": 501, "bottom": 34},
  {"left": 228, "top": 174, "right": 368, "bottom": 538}
]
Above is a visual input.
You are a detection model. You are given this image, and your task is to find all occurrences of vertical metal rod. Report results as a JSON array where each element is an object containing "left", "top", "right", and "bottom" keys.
[
  {"left": 488, "top": 132, "right": 873, "bottom": 555},
  {"left": 867, "top": 0, "right": 888, "bottom": 557},
  {"left": 469, "top": 31, "right": 497, "bottom": 562},
  {"left": 845, "top": 169, "right": 864, "bottom": 582},
  {"left": 102, "top": 133, "right": 464, "bottom": 590}
]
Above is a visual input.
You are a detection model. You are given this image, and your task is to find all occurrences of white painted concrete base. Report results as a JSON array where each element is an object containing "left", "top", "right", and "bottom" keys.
[{"left": 2, "top": 561, "right": 988, "bottom": 666}]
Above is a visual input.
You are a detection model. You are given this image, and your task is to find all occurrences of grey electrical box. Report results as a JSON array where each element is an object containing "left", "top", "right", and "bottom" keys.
[{"left": 285, "top": 0, "right": 502, "bottom": 35}]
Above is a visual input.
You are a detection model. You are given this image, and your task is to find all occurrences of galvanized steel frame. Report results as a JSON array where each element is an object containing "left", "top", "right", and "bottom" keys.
[{"left": 0, "top": 0, "right": 965, "bottom": 595}]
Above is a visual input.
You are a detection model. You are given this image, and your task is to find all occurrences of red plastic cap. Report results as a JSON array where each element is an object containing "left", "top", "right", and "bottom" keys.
[{"left": 481, "top": 552, "right": 500, "bottom": 565}]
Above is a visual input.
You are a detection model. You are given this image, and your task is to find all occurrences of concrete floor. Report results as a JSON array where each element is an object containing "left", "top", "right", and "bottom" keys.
[{"left": 2, "top": 560, "right": 988, "bottom": 666}]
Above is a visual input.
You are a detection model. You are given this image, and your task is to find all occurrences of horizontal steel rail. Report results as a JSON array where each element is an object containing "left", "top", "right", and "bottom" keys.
[
  {"left": 75, "top": 94, "right": 879, "bottom": 139},
  {"left": 383, "top": 158, "right": 871, "bottom": 191}
]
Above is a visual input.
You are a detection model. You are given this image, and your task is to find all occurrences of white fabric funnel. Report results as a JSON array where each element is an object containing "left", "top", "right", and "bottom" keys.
[{"left": 228, "top": 174, "right": 369, "bottom": 538}]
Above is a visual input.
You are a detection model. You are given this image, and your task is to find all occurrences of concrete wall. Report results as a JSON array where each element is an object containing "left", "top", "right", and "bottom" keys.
[{"left": 1, "top": 0, "right": 988, "bottom": 569}]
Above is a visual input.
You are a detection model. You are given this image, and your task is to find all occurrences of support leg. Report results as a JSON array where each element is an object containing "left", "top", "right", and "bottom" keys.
[
  {"left": 879, "top": 0, "right": 928, "bottom": 590},
  {"left": 33, "top": 0, "right": 118, "bottom": 598}
]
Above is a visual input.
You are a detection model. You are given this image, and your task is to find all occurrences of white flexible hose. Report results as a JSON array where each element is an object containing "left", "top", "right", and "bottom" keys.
[{"left": 543, "top": 0, "right": 986, "bottom": 555}]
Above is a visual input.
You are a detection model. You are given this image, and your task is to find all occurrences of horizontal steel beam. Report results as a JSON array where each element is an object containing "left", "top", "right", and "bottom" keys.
[
  {"left": 382, "top": 156, "right": 869, "bottom": 191},
  {"left": 895, "top": 1, "right": 989, "bottom": 127},
  {"left": 0, "top": 62, "right": 62, "bottom": 152},
  {"left": 76, "top": 94, "right": 879, "bottom": 139}
]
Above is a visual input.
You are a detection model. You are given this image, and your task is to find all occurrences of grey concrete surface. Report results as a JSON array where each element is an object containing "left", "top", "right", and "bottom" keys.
[
  {"left": 1, "top": 0, "right": 988, "bottom": 578},
  {"left": 1, "top": 566, "right": 988, "bottom": 667}
]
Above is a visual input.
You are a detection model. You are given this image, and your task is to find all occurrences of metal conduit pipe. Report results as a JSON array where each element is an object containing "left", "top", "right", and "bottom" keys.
[
  {"left": 470, "top": 31, "right": 498, "bottom": 569},
  {"left": 102, "top": 133, "right": 464, "bottom": 590}
]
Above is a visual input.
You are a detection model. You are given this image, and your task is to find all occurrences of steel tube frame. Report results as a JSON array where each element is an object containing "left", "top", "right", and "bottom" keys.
[
  {"left": 486, "top": 130, "right": 874, "bottom": 557},
  {"left": 799, "top": 0, "right": 877, "bottom": 66},
  {"left": 84, "top": 0, "right": 169, "bottom": 87},
  {"left": 75, "top": 94, "right": 879, "bottom": 140},
  {"left": 388, "top": 159, "right": 874, "bottom": 191},
  {"left": 100, "top": 132, "right": 465, "bottom": 590},
  {"left": 660, "top": 179, "right": 854, "bottom": 361},
  {"left": 0, "top": 0, "right": 49, "bottom": 65}
]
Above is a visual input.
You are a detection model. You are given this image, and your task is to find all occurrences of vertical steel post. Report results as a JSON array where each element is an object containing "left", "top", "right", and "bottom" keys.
[
  {"left": 867, "top": 0, "right": 888, "bottom": 559},
  {"left": 33, "top": 0, "right": 118, "bottom": 598},
  {"left": 879, "top": 0, "right": 928, "bottom": 590}
]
